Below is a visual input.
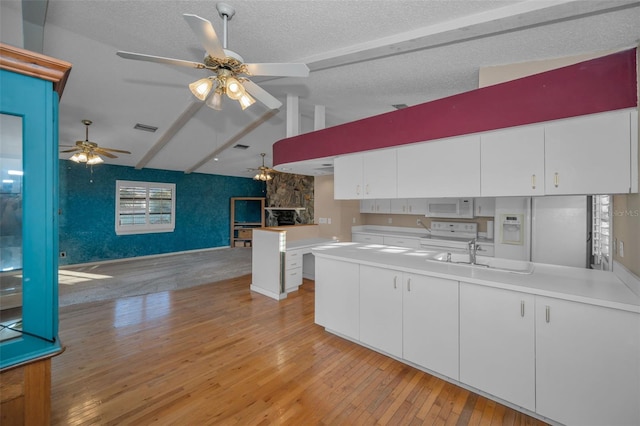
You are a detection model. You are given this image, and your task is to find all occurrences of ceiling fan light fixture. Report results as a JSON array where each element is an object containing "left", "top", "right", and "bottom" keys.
[
  {"left": 225, "top": 77, "right": 244, "bottom": 100},
  {"left": 253, "top": 171, "right": 272, "bottom": 181},
  {"left": 239, "top": 93, "right": 255, "bottom": 110},
  {"left": 189, "top": 77, "right": 214, "bottom": 100},
  {"left": 70, "top": 152, "right": 88, "bottom": 163},
  {"left": 206, "top": 89, "right": 223, "bottom": 110},
  {"left": 86, "top": 154, "right": 104, "bottom": 165}
]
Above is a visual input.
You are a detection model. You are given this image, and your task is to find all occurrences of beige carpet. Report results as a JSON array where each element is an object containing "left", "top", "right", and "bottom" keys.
[{"left": 58, "top": 248, "right": 252, "bottom": 307}]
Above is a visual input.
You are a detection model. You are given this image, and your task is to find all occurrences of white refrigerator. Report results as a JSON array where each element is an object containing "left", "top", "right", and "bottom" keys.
[{"left": 530, "top": 196, "right": 589, "bottom": 268}]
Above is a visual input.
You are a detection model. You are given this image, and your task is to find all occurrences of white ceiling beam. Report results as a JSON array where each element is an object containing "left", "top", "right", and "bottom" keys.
[
  {"left": 135, "top": 99, "right": 203, "bottom": 170},
  {"left": 314, "top": 105, "right": 326, "bottom": 131},
  {"left": 286, "top": 94, "right": 299, "bottom": 138},
  {"left": 185, "top": 109, "right": 279, "bottom": 174},
  {"left": 300, "top": 0, "right": 640, "bottom": 72}
]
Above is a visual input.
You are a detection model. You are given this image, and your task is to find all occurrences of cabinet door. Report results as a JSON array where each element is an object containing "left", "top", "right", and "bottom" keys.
[
  {"left": 390, "top": 199, "right": 408, "bottom": 214},
  {"left": 480, "top": 126, "right": 545, "bottom": 196},
  {"left": 473, "top": 197, "right": 495, "bottom": 217},
  {"left": 315, "top": 258, "right": 360, "bottom": 340},
  {"left": 360, "top": 199, "right": 376, "bottom": 213},
  {"left": 359, "top": 265, "right": 403, "bottom": 358},
  {"left": 545, "top": 110, "right": 632, "bottom": 194},
  {"left": 397, "top": 135, "right": 481, "bottom": 198},
  {"left": 459, "top": 282, "right": 535, "bottom": 411},
  {"left": 363, "top": 150, "right": 397, "bottom": 199},
  {"left": 536, "top": 297, "right": 640, "bottom": 426},
  {"left": 403, "top": 275, "right": 459, "bottom": 380},
  {"left": 334, "top": 154, "right": 363, "bottom": 199},
  {"left": 406, "top": 198, "right": 427, "bottom": 215}
]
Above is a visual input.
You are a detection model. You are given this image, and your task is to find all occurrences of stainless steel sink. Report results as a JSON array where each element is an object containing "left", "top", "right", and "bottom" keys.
[{"left": 426, "top": 252, "right": 534, "bottom": 274}]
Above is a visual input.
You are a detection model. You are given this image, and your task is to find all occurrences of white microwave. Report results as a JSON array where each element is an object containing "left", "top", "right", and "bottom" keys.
[{"left": 425, "top": 198, "right": 475, "bottom": 219}]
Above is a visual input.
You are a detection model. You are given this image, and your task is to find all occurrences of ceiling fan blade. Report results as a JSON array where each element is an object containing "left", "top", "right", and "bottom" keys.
[
  {"left": 60, "top": 148, "right": 81, "bottom": 153},
  {"left": 242, "top": 80, "right": 282, "bottom": 110},
  {"left": 93, "top": 150, "right": 117, "bottom": 158},
  {"left": 245, "top": 63, "right": 310, "bottom": 77},
  {"left": 183, "top": 14, "right": 226, "bottom": 59},
  {"left": 96, "top": 147, "right": 132, "bottom": 154},
  {"left": 117, "top": 51, "right": 205, "bottom": 69}
]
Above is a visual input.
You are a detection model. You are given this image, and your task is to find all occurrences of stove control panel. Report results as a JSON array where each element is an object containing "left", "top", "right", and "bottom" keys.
[{"left": 430, "top": 221, "right": 477, "bottom": 239}]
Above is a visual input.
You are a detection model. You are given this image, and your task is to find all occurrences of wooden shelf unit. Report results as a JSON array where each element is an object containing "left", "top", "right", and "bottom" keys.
[{"left": 230, "top": 197, "right": 265, "bottom": 248}]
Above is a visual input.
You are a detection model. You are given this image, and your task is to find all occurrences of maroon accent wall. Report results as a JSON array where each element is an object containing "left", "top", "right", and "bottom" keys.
[{"left": 273, "top": 48, "right": 637, "bottom": 167}]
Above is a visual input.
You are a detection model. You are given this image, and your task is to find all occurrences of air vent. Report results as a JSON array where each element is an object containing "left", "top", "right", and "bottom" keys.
[
  {"left": 134, "top": 123, "right": 158, "bottom": 132},
  {"left": 392, "top": 104, "right": 408, "bottom": 110},
  {"left": 233, "top": 144, "right": 250, "bottom": 150}
]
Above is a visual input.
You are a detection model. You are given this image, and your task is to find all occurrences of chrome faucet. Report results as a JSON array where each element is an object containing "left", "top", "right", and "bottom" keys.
[
  {"left": 468, "top": 239, "right": 478, "bottom": 264},
  {"left": 417, "top": 220, "right": 431, "bottom": 233}
]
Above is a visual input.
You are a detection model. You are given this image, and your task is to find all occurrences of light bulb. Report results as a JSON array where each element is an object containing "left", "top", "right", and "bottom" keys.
[
  {"left": 70, "top": 153, "right": 81, "bottom": 163},
  {"left": 189, "top": 78, "right": 213, "bottom": 101},
  {"left": 225, "top": 77, "right": 245, "bottom": 100},
  {"left": 76, "top": 152, "right": 88, "bottom": 163},
  {"left": 87, "top": 154, "right": 104, "bottom": 165},
  {"left": 239, "top": 93, "right": 256, "bottom": 110},
  {"left": 206, "top": 91, "right": 223, "bottom": 110}
]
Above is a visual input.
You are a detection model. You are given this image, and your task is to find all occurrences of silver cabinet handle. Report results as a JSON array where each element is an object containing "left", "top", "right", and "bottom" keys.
[
  {"left": 366, "top": 184, "right": 370, "bottom": 195},
  {"left": 554, "top": 173, "right": 559, "bottom": 188},
  {"left": 393, "top": 276, "right": 398, "bottom": 289},
  {"left": 531, "top": 174, "right": 536, "bottom": 189},
  {"left": 407, "top": 278, "right": 411, "bottom": 292},
  {"left": 408, "top": 205, "right": 412, "bottom": 212},
  {"left": 402, "top": 205, "right": 406, "bottom": 212},
  {"left": 356, "top": 184, "right": 361, "bottom": 195},
  {"left": 521, "top": 301, "right": 525, "bottom": 317},
  {"left": 545, "top": 305, "right": 550, "bottom": 323}
]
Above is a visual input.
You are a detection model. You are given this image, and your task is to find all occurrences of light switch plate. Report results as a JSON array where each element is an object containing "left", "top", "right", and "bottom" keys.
[{"left": 619, "top": 240, "right": 624, "bottom": 258}]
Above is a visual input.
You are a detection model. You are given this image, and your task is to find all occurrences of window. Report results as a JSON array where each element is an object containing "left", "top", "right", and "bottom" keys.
[
  {"left": 592, "top": 195, "right": 610, "bottom": 270},
  {"left": 116, "top": 180, "right": 175, "bottom": 235}
]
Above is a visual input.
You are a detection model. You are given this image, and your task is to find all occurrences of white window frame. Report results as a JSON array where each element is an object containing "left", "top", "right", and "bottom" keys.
[
  {"left": 591, "top": 194, "right": 611, "bottom": 271},
  {"left": 115, "top": 180, "right": 176, "bottom": 235}
]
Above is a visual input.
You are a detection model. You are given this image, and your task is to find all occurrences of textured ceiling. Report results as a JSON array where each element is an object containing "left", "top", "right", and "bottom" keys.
[{"left": 3, "top": 0, "right": 640, "bottom": 177}]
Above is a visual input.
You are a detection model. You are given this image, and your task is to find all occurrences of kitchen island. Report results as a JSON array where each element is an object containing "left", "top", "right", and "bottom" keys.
[{"left": 312, "top": 242, "right": 640, "bottom": 426}]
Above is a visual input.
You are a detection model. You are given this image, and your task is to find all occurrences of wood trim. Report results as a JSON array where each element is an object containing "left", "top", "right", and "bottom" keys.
[{"left": 0, "top": 43, "right": 72, "bottom": 98}]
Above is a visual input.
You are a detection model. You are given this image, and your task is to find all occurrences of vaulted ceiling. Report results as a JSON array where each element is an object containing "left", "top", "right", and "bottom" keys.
[{"left": 3, "top": 0, "right": 640, "bottom": 178}]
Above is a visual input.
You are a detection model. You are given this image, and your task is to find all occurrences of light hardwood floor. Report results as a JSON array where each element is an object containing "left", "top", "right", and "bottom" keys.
[{"left": 52, "top": 274, "right": 548, "bottom": 425}]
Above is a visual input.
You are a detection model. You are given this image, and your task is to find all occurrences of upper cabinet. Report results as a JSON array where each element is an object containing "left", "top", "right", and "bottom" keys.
[
  {"left": 334, "top": 149, "right": 397, "bottom": 200},
  {"left": 544, "top": 110, "right": 636, "bottom": 195},
  {"left": 481, "top": 125, "right": 545, "bottom": 197},
  {"left": 397, "top": 135, "right": 481, "bottom": 198}
]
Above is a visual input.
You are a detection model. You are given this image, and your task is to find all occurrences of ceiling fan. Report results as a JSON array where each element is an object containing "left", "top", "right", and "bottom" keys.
[
  {"left": 116, "top": 2, "right": 309, "bottom": 111},
  {"left": 249, "top": 153, "right": 276, "bottom": 181},
  {"left": 61, "top": 120, "right": 131, "bottom": 165}
]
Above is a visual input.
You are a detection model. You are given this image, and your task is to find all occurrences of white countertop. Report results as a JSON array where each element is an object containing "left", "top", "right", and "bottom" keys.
[
  {"left": 312, "top": 242, "right": 640, "bottom": 313},
  {"left": 287, "top": 237, "right": 334, "bottom": 250},
  {"left": 351, "top": 225, "right": 494, "bottom": 244}
]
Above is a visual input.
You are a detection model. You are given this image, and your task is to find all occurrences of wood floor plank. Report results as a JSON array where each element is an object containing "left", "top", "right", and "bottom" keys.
[{"left": 51, "top": 274, "right": 548, "bottom": 425}]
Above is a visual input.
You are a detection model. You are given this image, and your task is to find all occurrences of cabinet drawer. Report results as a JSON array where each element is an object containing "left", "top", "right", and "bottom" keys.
[
  {"left": 285, "top": 250, "right": 303, "bottom": 269},
  {"left": 352, "top": 233, "right": 384, "bottom": 244},
  {"left": 285, "top": 267, "right": 303, "bottom": 288},
  {"left": 383, "top": 236, "right": 420, "bottom": 248}
]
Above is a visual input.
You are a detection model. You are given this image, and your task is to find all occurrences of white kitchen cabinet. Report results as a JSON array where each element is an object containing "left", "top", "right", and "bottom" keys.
[
  {"left": 390, "top": 198, "right": 428, "bottom": 214},
  {"left": 334, "top": 150, "right": 397, "bottom": 200},
  {"left": 403, "top": 274, "right": 459, "bottom": 380},
  {"left": 334, "top": 154, "right": 364, "bottom": 199},
  {"left": 359, "top": 265, "right": 403, "bottom": 358},
  {"left": 544, "top": 110, "right": 635, "bottom": 195},
  {"left": 473, "top": 197, "right": 495, "bottom": 217},
  {"left": 535, "top": 297, "right": 640, "bottom": 426},
  {"left": 480, "top": 125, "right": 545, "bottom": 196},
  {"left": 382, "top": 236, "right": 420, "bottom": 249},
  {"left": 284, "top": 249, "right": 303, "bottom": 292},
  {"left": 314, "top": 258, "right": 360, "bottom": 340},
  {"left": 397, "top": 135, "right": 481, "bottom": 198},
  {"left": 459, "top": 282, "right": 535, "bottom": 412},
  {"left": 360, "top": 199, "right": 391, "bottom": 214}
]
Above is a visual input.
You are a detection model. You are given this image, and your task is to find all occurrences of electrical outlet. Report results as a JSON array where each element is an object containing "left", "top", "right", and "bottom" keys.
[
  {"left": 328, "top": 217, "right": 332, "bottom": 224},
  {"left": 416, "top": 219, "right": 421, "bottom": 225},
  {"left": 388, "top": 217, "right": 393, "bottom": 224},
  {"left": 619, "top": 240, "right": 624, "bottom": 258},
  {"left": 352, "top": 217, "right": 356, "bottom": 224}
]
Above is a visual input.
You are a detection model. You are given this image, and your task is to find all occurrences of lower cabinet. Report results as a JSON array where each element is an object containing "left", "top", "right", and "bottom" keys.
[
  {"left": 459, "top": 282, "right": 535, "bottom": 412},
  {"left": 314, "top": 258, "right": 359, "bottom": 340},
  {"left": 359, "top": 266, "right": 403, "bottom": 358},
  {"left": 535, "top": 297, "right": 640, "bottom": 426},
  {"left": 403, "top": 274, "right": 459, "bottom": 380}
]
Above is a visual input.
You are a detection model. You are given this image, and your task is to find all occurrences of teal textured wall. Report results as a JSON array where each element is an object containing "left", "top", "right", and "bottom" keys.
[{"left": 59, "top": 161, "right": 264, "bottom": 265}]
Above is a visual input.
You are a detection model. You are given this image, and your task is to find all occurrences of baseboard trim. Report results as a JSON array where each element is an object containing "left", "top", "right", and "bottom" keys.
[
  {"left": 59, "top": 246, "right": 232, "bottom": 268},
  {"left": 250, "top": 284, "right": 287, "bottom": 301},
  {"left": 614, "top": 260, "right": 640, "bottom": 297}
]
